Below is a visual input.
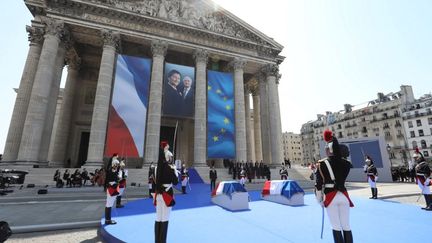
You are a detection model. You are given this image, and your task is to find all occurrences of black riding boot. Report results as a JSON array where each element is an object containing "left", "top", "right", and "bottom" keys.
[
  {"left": 369, "top": 188, "right": 374, "bottom": 199},
  {"left": 421, "top": 195, "right": 429, "bottom": 209},
  {"left": 182, "top": 186, "right": 186, "bottom": 194},
  {"left": 116, "top": 196, "right": 124, "bottom": 208},
  {"left": 424, "top": 194, "right": 432, "bottom": 211},
  {"left": 332, "top": 230, "right": 344, "bottom": 243},
  {"left": 160, "top": 221, "right": 169, "bottom": 243},
  {"left": 154, "top": 221, "right": 161, "bottom": 243},
  {"left": 105, "top": 207, "right": 116, "bottom": 225},
  {"left": 373, "top": 188, "right": 378, "bottom": 199},
  {"left": 343, "top": 230, "right": 353, "bottom": 243}
]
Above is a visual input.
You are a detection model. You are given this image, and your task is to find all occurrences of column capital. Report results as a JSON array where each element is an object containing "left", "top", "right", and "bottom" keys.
[
  {"left": 229, "top": 57, "right": 247, "bottom": 71},
  {"left": 261, "top": 63, "right": 279, "bottom": 77},
  {"left": 43, "top": 18, "right": 66, "bottom": 40},
  {"left": 65, "top": 54, "right": 81, "bottom": 71},
  {"left": 101, "top": 29, "right": 121, "bottom": 50},
  {"left": 193, "top": 49, "right": 208, "bottom": 64},
  {"left": 26, "top": 25, "right": 45, "bottom": 45},
  {"left": 151, "top": 40, "right": 168, "bottom": 57}
]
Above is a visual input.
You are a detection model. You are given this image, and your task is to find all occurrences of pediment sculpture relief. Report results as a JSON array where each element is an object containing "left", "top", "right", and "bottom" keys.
[{"left": 90, "top": 0, "right": 262, "bottom": 43}]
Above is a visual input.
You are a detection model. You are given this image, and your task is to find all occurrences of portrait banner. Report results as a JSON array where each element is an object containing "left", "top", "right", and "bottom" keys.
[
  {"left": 163, "top": 62, "right": 195, "bottom": 118},
  {"left": 105, "top": 55, "right": 151, "bottom": 158},
  {"left": 207, "top": 70, "right": 235, "bottom": 159}
]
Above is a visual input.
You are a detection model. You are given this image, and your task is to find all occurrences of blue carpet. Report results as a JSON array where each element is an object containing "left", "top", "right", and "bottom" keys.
[
  {"left": 187, "top": 168, "right": 204, "bottom": 183},
  {"left": 101, "top": 183, "right": 431, "bottom": 243}
]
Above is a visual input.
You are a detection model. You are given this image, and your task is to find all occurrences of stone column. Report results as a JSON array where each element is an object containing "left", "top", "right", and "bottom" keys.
[
  {"left": 193, "top": 49, "right": 208, "bottom": 166},
  {"left": 252, "top": 90, "right": 263, "bottom": 162},
  {"left": 230, "top": 58, "right": 247, "bottom": 163},
  {"left": 262, "top": 64, "right": 283, "bottom": 165},
  {"left": 3, "top": 26, "right": 44, "bottom": 161},
  {"left": 258, "top": 73, "right": 271, "bottom": 164},
  {"left": 144, "top": 40, "right": 168, "bottom": 165},
  {"left": 86, "top": 30, "right": 120, "bottom": 166},
  {"left": 244, "top": 86, "right": 254, "bottom": 162},
  {"left": 49, "top": 54, "right": 80, "bottom": 166},
  {"left": 39, "top": 41, "right": 67, "bottom": 162},
  {"left": 17, "top": 19, "right": 65, "bottom": 163}
]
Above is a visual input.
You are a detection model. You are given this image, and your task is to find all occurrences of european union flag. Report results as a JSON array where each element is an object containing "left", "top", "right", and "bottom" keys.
[{"left": 207, "top": 70, "right": 235, "bottom": 158}]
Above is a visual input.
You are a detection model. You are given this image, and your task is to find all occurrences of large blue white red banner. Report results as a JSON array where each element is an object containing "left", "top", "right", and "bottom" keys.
[
  {"left": 105, "top": 55, "right": 151, "bottom": 158},
  {"left": 207, "top": 70, "right": 235, "bottom": 159}
]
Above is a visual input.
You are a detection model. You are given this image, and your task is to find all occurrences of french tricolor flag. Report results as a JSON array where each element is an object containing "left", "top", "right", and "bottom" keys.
[
  {"left": 262, "top": 180, "right": 286, "bottom": 196},
  {"left": 105, "top": 55, "right": 151, "bottom": 158}
]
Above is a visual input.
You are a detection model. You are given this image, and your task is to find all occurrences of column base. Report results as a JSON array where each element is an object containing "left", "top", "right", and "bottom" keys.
[
  {"left": 84, "top": 160, "right": 105, "bottom": 168},
  {"left": 0, "top": 160, "right": 49, "bottom": 168},
  {"left": 48, "top": 161, "right": 65, "bottom": 168}
]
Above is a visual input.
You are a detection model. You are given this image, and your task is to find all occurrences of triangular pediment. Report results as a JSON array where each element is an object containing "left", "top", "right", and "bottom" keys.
[{"left": 89, "top": 0, "right": 283, "bottom": 51}]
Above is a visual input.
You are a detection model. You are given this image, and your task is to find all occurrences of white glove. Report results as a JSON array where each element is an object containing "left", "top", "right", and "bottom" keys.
[
  {"left": 315, "top": 190, "right": 323, "bottom": 206},
  {"left": 109, "top": 182, "right": 116, "bottom": 186},
  {"left": 363, "top": 164, "right": 368, "bottom": 172}
]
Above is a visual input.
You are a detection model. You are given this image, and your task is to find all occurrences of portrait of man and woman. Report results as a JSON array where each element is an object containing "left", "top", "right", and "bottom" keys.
[{"left": 163, "top": 63, "right": 195, "bottom": 118}]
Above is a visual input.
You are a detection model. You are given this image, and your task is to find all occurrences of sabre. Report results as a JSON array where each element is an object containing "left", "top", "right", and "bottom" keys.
[
  {"left": 320, "top": 205, "right": 325, "bottom": 239},
  {"left": 172, "top": 120, "right": 179, "bottom": 162},
  {"left": 416, "top": 193, "right": 422, "bottom": 202}
]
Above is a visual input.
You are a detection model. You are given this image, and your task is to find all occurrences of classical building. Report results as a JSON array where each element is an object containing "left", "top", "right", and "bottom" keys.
[
  {"left": 3, "top": 0, "right": 285, "bottom": 168},
  {"left": 282, "top": 132, "right": 302, "bottom": 164},
  {"left": 300, "top": 85, "right": 420, "bottom": 167},
  {"left": 401, "top": 94, "right": 432, "bottom": 160}
]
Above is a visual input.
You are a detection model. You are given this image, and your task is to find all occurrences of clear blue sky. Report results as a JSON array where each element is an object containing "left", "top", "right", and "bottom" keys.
[{"left": 1, "top": 0, "right": 432, "bottom": 153}]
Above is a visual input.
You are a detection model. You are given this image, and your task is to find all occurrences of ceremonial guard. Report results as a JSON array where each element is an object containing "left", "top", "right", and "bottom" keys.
[
  {"left": 209, "top": 166, "right": 218, "bottom": 191},
  {"left": 279, "top": 165, "right": 289, "bottom": 180},
  {"left": 181, "top": 164, "right": 189, "bottom": 194},
  {"left": 364, "top": 155, "right": 378, "bottom": 199},
  {"left": 239, "top": 167, "right": 246, "bottom": 186},
  {"left": 154, "top": 142, "right": 179, "bottom": 243},
  {"left": 116, "top": 159, "right": 128, "bottom": 208},
  {"left": 105, "top": 160, "right": 120, "bottom": 225},
  {"left": 315, "top": 130, "right": 354, "bottom": 243},
  {"left": 148, "top": 162, "right": 156, "bottom": 198},
  {"left": 413, "top": 148, "right": 432, "bottom": 211}
]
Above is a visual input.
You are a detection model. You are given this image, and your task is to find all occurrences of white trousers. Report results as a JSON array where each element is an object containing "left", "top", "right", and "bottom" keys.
[
  {"left": 106, "top": 193, "right": 116, "bottom": 207},
  {"left": 325, "top": 192, "right": 351, "bottom": 231},
  {"left": 418, "top": 178, "right": 431, "bottom": 195},
  {"left": 119, "top": 187, "right": 125, "bottom": 196},
  {"left": 240, "top": 177, "right": 246, "bottom": 186},
  {"left": 368, "top": 177, "right": 377, "bottom": 188},
  {"left": 155, "top": 194, "right": 172, "bottom": 222}
]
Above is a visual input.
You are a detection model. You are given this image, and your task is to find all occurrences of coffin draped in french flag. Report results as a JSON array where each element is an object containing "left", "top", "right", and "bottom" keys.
[
  {"left": 211, "top": 181, "right": 249, "bottom": 211},
  {"left": 261, "top": 180, "right": 305, "bottom": 206}
]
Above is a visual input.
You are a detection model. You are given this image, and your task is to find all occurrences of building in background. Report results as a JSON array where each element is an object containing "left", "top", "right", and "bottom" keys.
[
  {"left": 300, "top": 85, "right": 432, "bottom": 167},
  {"left": 282, "top": 132, "right": 302, "bottom": 164},
  {"left": 402, "top": 93, "right": 432, "bottom": 161}
]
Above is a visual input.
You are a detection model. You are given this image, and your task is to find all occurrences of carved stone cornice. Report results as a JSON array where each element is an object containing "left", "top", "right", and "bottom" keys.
[
  {"left": 193, "top": 49, "right": 208, "bottom": 64},
  {"left": 45, "top": 0, "right": 284, "bottom": 60},
  {"left": 260, "top": 64, "right": 279, "bottom": 77},
  {"left": 276, "top": 73, "right": 282, "bottom": 84},
  {"left": 26, "top": 25, "right": 45, "bottom": 45},
  {"left": 43, "top": 18, "right": 66, "bottom": 40},
  {"left": 101, "top": 30, "right": 121, "bottom": 50},
  {"left": 229, "top": 57, "right": 247, "bottom": 71},
  {"left": 151, "top": 40, "right": 168, "bottom": 57}
]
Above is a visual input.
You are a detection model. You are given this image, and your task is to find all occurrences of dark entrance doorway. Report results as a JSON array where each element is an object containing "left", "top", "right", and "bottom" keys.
[
  {"left": 160, "top": 126, "right": 176, "bottom": 159},
  {"left": 77, "top": 131, "right": 90, "bottom": 167}
]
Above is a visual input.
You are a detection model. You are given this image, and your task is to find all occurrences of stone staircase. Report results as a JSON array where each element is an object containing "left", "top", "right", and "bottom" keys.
[{"left": 1, "top": 164, "right": 315, "bottom": 190}]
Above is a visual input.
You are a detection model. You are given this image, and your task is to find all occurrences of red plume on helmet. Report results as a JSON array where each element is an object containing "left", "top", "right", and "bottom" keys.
[
  {"left": 160, "top": 141, "right": 168, "bottom": 149},
  {"left": 323, "top": 130, "right": 333, "bottom": 142},
  {"left": 415, "top": 147, "right": 420, "bottom": 153}
]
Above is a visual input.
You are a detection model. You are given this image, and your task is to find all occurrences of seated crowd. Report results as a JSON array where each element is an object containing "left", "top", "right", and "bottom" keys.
[{"left": 53, "top": 167, "right": 105, "bottom": 188}]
